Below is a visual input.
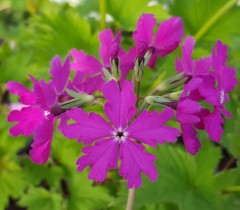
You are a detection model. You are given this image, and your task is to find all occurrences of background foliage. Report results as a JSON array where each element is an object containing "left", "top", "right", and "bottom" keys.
[{"left": 0, "top": 0, "right": 240, "bottom": 209}]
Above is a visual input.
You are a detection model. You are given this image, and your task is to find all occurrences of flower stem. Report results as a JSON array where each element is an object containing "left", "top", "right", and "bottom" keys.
[
  {"left": 136, "top": 81, "right": 141, "bottom": 107},
  {"left": 99, "top": 0, "right": 106, "bottom": 30},
  {"left": 194, "top": 0, "right": 237, "bottom": 41},
  {"left": 126, "top": 188, "right": 135, "bottom": 210},
  {"left": 222, "top": 185, "right": 240, "bottom": 193}
]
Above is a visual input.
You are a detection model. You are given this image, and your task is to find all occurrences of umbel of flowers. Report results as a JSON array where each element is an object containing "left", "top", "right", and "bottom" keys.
[{"left": 6, "top": 14, "right": 237, "bottom": 189}]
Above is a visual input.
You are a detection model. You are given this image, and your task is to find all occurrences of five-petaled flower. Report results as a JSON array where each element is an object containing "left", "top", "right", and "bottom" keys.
[{"left": 62, "top": 80, "right": 179, "bottom": 188}]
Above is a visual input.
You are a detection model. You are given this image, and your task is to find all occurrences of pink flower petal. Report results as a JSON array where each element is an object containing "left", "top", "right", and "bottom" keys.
[
  {"left": 70, "top": 49, "right": 102, "bottom": 74},
  {"left": 6, "top": 81, "right": 36, "bottom": 105},
  {"left": 30, "top": 115, "right": 54, "bottom": 164},
  {"left": 194, "top": 108, "right": 210, "bottom": 130},
  {"left": 184, "top": 77, "right": 203, "bottom": 92},
  {"left": 204, "top": 108, "right": 224, "bottom": 142},
  {"left": 198, "top": 76, "right": 219, "bottom": 106},
  {"left": 30, "top": 76, "right": 57, "bottom": 110},
  {"left": 50, "top": 55, "right": 71, "bottom": 95},
  {"left": 119, "top": 140, "right": 158, "bottom": 189},
  {"left": 76, "top": 138, "right": 119, "bottom": 182},
  {"left": 103, "top": 80, "right": 136, "bottom": 129},
  {"left": 119, "top": 47, "right": 136, "bottom": 80},
  {"left": 212, "top": 40, "right": 228, "bottom": 73},
  {"left": 147, "top": 53, "right": 158, "bottom": 69},
  {"left": 221, "top": 107, "right": 232, "bottom": 118},
  {"left": 99, "top": 29, "right": 122, "bottom": 67},
  {"left": 194, "top": 57, "right": 212, "bottom": 76},
  {"left": 7, "top": 107, "right": 45, "bottom": 137},
  {"left": 57, "top": 113, "right": 69, "bottom": 132},
  {"left": 154, "top": 17, "right": 184, "bottom": 57},
  {"left": 188, "top": 89, "right": 204, "bottom": 101},
  {"left": 128, "top": 109, "right": 179, "bottom": 146},
  {"left": 181, "top": 124, "right": 201, "bottom": 155},
  {"left": 176, "top": 100, "right": 201, "bottom": 124},
  {"left": 72, "top": 71, "right": 104, "bottom": 94},
  {"left": 221, "top": 67, "right": 238, "bottom": 93},
  {"left": 62, "top": 108, "right": 113, "bottom": 144},
  {"left": 133, "top": 14, "right": 156, "bottom": 44},
  {"left": 176, "top": 36, "right": 195, "bottom": 75}
]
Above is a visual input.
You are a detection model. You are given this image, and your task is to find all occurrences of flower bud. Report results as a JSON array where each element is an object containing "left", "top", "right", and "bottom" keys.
[
  {"left": 134, "top": 58, "right": 144, "bottom": 82},
  {"left": 163, "top": 90, "right": 183, "bottom": 100},
  {"left": 109, "top": 42, "right": 121, "bottom": 81},
  {"left": 145, "top": 96, "right": 171, "bottom": 107},
  {"left": 60, "top": 89, "right": 94, "bottom": 109},
  {"left": 144, "top": 51, "right": 152, "bottom": 66},
  {"left": 111, "top": 58, "right": 121, "bottom": 81},
  {"left": 154, "top": 73, "right": 187, "bottom": 93},
  {"left": 102, "top": 67, "right": 114, "bottom": 82}
]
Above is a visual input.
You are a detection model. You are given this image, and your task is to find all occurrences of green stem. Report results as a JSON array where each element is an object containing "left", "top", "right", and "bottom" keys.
[
  {"left": 194, "top": 0, "right": 237, "bottom": 41},
  {"left": 136, "top": 81, "right": 141, "bottom": 107},
  {"left": 99, "top": 0, "right": 106, "bottom": 30},
  {"left": 223, "top": 185, "right": 240, "bottom": 193}
]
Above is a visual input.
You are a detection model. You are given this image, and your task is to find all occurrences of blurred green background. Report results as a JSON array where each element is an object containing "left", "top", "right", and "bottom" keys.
[{"left": 0, "top": 0, "right": 240, "bottom": 209}]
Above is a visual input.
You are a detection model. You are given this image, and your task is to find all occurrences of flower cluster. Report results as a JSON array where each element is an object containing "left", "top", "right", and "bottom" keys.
[{"left": 6, "top": 14, "right": 237, "bottom": 188}]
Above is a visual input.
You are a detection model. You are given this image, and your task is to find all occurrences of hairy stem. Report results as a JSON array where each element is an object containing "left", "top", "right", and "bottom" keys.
[
  {"left": 126, "top": 188, "right": 135, "bottom": 210},
  {"left": 194, "top": 0, "right": 237, "bottom": 41}
]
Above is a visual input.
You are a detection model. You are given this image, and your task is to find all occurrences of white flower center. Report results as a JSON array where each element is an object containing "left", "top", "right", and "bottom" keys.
[
  {"left": 219, "top": 89, "right": 225, "bottom": 104},
  {"left": 112, "top": 127, "right": 128, "bottom": 142},
  {"left": 44, "top": 110, "right": 50, "bottom": 117}
]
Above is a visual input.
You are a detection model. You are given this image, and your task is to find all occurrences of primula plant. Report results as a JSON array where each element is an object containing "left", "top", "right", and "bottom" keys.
[{"left": 2, "top": 1, "right": 240, "bottom": 209}]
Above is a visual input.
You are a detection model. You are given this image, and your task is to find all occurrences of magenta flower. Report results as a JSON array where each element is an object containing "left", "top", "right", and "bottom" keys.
[
  {"left": 176, "top": 99, "right": 202, "bottom": 154},
  {"left": 176, "top": 36, "right": 212, "bottom": 94},
  {"left": 6, "top": 56, "right": 75, "bottom": 164},
  {"left": 62, "top": 80, "right": 179, "bottom": 188},
  {"left": 198, "top": 41, "right": 238, "bottom": 141},
  {"left": 71, "top": 29, "right": 135, "bottom": 89},
  {"left": 133, "top": 14, "right": 184, "bottom": 68}
]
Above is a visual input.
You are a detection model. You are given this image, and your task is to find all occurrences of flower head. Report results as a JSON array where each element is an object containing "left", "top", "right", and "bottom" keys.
[
  {"left": 71, "top": 29, "right": 135, "bottom": 89},
  {"left": 6, "top": 55, "right": 93, "bottom": 164},
  {"left": 198, "top": 41, "right": 238, "bottom": 141},
  {"left": 133, "top": 14, "right": 184, "bottom": 68},
  {"left": 62, "top": 80, "right": 179, "bottom": 188}
]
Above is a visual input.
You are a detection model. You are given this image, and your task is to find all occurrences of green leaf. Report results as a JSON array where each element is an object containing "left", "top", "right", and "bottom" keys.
[
  {"left": 0, "top": 120, "right": 27, "bottom": 210},
  {"left": 22, "top": 159, "right": 65, "bottom": 188},
  {"left": 67, "top": 172, "right": 113, "bottom": 210},
  {"left": 18, "top": 187, "right": 62, "bottom": 210},
  {"left": 23, "top": 9, "right": 98, "bottom": 70},
  {"left": 107, "top": 0, "right": 169, "bottom": 31},
  {"left": 116, "top": 144, "right": 223, "bottom": 210},
  {"left": 170, "top": 0, "right": 240, "bottom": 47},
  {"left": 0, "top": 158, "right": 27, "bottom": 210}
]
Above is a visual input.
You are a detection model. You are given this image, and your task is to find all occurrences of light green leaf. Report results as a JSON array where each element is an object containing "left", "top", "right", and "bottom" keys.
[
  {"left": 116, "top": 144, "right": 223, "bottom": 210},
  {"left": 67, "top": 172, "right": 113, "bottom": 210},
  {"left": 107, "top": 0, "right": 169, "bottom": 31},
  {"left": 18, "top": 187, "right": 62, "bottom": 210},
  {"left": 0, "top": 158, "right": 27, "bottom": 210},
  {"left": 170, "top": 0, "right": 240, "bottom": 47},
  {"left": 23, "top": 10, "right": 98, "bottom": 71}
]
